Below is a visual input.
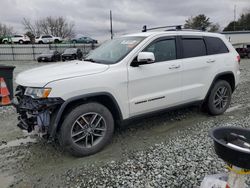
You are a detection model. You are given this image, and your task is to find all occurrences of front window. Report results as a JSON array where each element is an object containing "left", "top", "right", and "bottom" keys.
[
  {"left": 85, "top": 36, "right": 145, "bottom": 64},
  {"left": 143, "top": 39, "right": 177, "bottom": 62}
]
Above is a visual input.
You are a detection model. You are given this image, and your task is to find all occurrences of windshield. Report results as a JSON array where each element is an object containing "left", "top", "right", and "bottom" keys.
[
  {"left": 85, "top": 36, "right": 145, "bottom": 64},
  {"left": 64, "top": 48, "right": 77, "bottom": 54}
]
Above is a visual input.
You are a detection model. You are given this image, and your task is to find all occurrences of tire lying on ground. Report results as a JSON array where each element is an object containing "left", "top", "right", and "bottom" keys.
[{"left": 58, "top": 102, "right": 114, "bottom": 157}]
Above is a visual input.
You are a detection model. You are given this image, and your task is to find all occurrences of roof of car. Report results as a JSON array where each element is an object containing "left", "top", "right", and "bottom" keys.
[{"left": 124, "top": 31, "right": 224, "bottom": 38}]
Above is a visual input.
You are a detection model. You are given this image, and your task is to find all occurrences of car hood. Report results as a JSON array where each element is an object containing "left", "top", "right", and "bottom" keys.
[{"left": 16, "top": 61, "right": 109, "bottom": 87}]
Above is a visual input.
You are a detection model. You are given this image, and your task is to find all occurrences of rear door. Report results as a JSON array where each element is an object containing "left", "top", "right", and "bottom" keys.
[
  {"left": 128, "top": 36, "right": 183, "bottom": 116},
  {"left": 180, "top": 36, "right": 214, "bottom": 102},
  {"left": 180, "top": 36, "right": 229, "bottom": 103}
]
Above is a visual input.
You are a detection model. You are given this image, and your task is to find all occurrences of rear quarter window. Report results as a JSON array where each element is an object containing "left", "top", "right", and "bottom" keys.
[
  {"left": 204, "top": 36, "right": 229, "bottom": 55},
  {"left": 182, "top": 38, "right": 206, "bottom": 58}
]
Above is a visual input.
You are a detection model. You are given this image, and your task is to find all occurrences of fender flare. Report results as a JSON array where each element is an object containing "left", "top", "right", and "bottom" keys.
[
  {"left": 204, "top": 71, "right": 235, "bottom": 102},
  {"left": 50, "top": 92, "right": 123, "bottom": 138}
]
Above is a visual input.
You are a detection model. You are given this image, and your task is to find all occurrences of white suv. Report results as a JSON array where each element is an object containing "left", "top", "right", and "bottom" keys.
[
  {"left": 35, "top": 35, "right": 62, "bottom": 44},
  {"left": 2, "top": 34, "right": 30, "bottom": 44},
  {"left": 14, "top": 30, "right": 240, "bottom": 156}
]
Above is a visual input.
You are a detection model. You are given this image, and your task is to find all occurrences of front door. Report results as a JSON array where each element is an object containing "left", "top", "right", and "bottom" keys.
[{"left": 128, "top": 37, "right": 182, "bottom": 117}]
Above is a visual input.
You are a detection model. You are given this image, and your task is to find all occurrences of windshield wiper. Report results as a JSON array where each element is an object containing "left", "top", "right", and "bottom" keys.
[{"left": 84, "top": 58, "right": 96, "bottom": 62}]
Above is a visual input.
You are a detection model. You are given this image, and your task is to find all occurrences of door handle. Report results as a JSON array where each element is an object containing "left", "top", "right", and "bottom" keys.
[
  {"left": 169, "top": 65, "right": 180, "bottom": 69},
  {"left": 207, "top": 59, "right": 215, "bottom": 63}
]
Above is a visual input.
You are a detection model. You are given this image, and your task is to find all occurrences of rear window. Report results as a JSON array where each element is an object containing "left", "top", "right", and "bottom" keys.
[
  {"left": 182, "top": 38, "right": 206, "bottom": 58},
  {"left": 205, "top": 37, "right": 229, "bottom": 55}
]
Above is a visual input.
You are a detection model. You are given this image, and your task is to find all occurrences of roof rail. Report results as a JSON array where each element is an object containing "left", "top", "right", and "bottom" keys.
[{"left": 142, "top": 25, "right": 182, "bottom": 32}]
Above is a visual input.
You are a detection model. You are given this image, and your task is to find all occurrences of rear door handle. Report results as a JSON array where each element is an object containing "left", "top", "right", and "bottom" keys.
[
  {"left": 207, "top": 59, "right": 215, "bottom": 63},
  {"left": 169, "top": 65, "right": 180, "bottom": 69}
]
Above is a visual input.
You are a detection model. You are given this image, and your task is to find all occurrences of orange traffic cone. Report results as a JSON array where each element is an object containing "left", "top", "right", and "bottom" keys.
[{"left": 0, "top": 77, "right": 11, "bottom": 105}]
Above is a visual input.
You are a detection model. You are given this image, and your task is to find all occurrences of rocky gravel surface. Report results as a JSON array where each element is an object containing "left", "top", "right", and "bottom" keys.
[
  {"left": 66, "top": 113, "right": 250, "bottom": 188},
  {"left": 0, "top": 59, "right": 250, "bottom": 188}
]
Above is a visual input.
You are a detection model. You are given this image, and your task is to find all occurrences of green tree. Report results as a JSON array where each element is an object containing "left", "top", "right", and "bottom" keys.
[
  {"left": 25, "top": 31, "right": 35, "bottom": 44},
  {"left": 224, "top": 12, "right": 250, "bottom": 31},
  {"left": 209, "top": 23, "right": 220, "bottom": 32},
  {"left": 184, "top": 14, "right": 211, "bottom": 30}
]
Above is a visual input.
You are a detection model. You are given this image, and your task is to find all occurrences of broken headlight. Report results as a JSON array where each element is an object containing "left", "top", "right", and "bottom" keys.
[{"left": 24, "top": 87, "right": 51, "bottom": 99}]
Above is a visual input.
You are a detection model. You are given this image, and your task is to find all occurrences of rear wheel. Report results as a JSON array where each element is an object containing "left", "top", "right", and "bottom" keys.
[
  {"left": 19, "top": 40, "right": 24, "bottom": 44},
  {"left": 207, "top": 80, "right": 232, "bottom": 115},
  {"left": 59, "top": 102, "right": 114, "bottom": 157},
  {"left": 54, "top": 39, "right": 59, "bottom": 43}
]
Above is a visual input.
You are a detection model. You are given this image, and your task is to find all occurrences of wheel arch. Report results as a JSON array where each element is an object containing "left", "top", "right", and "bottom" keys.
[
  {"left": 50, "top": 92, "right": 123, "bottom": 137},
  {"left": 204, "top": 71, "right": 236, "bottom": 102}
]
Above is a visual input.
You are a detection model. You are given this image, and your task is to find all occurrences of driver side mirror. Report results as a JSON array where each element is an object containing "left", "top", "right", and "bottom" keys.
[{"left": 131, "top": 52, "right": 155, "bottom": 67}]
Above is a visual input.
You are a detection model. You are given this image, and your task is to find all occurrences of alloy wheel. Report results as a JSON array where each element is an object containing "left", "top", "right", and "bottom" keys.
[
  {"left": 71, "top": 112, "right": 107, "bottom": 148},
  {"left": 213, "top": 86, "right": 229, "bottom": 110}
]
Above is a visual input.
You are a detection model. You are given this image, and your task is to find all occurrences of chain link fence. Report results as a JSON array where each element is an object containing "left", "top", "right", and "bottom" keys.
[{"left": 0, "top": 43, "right": 99, "bottom": 61}]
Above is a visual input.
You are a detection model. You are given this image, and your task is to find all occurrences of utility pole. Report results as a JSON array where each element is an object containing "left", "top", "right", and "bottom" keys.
[
  {"left": 234, "top": 5, "right": 236, "bottom": 31},
  {"left": 110, "top": 10, "right": 113, "bottom": 39}
]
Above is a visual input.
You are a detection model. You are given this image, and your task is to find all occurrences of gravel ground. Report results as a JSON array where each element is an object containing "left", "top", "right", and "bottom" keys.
[{"left": 0, "top": 59, "right": 250, "bottom": 188}]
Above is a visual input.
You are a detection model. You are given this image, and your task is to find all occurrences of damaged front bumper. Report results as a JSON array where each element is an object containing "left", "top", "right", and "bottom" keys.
[{"left": 14, "top": 86, "right": 64, "bottom": 138}]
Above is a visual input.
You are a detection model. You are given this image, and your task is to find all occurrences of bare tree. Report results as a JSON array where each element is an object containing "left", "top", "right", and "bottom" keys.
[
  {"left": 22, "top": 16, "right": 75, "bottom": 38},
  {"left": 22, "top": 18, "right": 38, "bottom": 36},
  {"left": 0, "top": 23, "right": 13, "bottom": 36}
]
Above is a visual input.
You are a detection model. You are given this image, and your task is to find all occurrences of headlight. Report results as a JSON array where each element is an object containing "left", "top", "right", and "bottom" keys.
[{"left": 24, "top": 87, "right": 51, "bottom": 99}]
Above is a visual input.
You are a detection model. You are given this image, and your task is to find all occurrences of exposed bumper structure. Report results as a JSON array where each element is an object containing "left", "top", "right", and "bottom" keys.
[{"left": 14, "top": 85, "right": 64, "bottom": 137}]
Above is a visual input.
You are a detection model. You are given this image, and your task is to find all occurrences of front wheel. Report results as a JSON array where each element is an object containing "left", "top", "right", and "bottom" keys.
[
  {"left": 59, "top": 102, "right": 114, "bottom": 157},
  {"left": 207, "top": 80, "right": 232, "bottom": 115}
]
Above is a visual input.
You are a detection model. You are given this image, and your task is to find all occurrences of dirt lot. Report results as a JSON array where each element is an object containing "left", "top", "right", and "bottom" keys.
[{"left": 0, "top": 59, "right": 250, "bottom": 188}]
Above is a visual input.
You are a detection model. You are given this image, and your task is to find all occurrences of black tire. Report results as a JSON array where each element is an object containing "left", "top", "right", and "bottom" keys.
[
  {"left": 58, "top": 102, "right": 114, "bottom": 157},
  {"left": 207, "top": 80, "right": 232, "bottom": 115},
  {"left": 54, "top": 39, "right": 59, "bottom": 43},
  {"left": 248, "top": 53, "right": 250, "bottom": 59},
  {"left": 72, "top": 40, "right": 77, "bottom": 44},
  {"left": 3, "top": 40, "right": 8, "bottom": 44},
  {"left": 38, "top": 41, "right": 43, "bottom": 44},
  {"left": 19, "top": 40, "right": 24, "bottom": 44}
]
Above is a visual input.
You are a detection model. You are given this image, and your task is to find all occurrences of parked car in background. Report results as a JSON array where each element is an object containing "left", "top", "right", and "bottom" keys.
[
  {"left": 35, "top": 35, "right": 62, "bottom": 44},
  {"left": 2, "top": 34, "right": 30, "bottom": 44},
  {"left": 236, "top": 47, "right": 250, "bottom": 58},
  {"left": 61, "top": 48, "right": 83, "bottom": 61},
  {"left": 71, "top": 36, "right": 98, "bottom": 44},
  {"left": 37, "top": 50, "right": 61, "bottom": 62},
  {"left": 0, "top": 36, "right": 7, "bottom": 44}
]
